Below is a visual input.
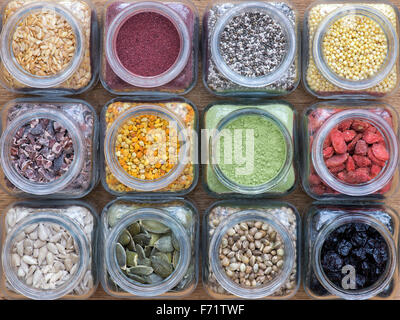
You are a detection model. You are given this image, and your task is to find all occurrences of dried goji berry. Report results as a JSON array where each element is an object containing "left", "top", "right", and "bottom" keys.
[
  {"left": 363, "top": 131, "right": 381, "bottom": 144},
  {"left": 367, "top": 147, "right": 386, "bottom": 167},
  {"left": 337, "top": 171, "right": 346, "bottom": 181},
  {"left": 370, "top": 165, "right": 382, "bottom": 179},
  {"left": 343, "top": 130, "right": 356, "bottom": 142},
  {"left": 352, "top": 120, "right": 370, "bottom": 132},
  {"left": 372, "top": 143, "right": 390, "bottom": 161},
  {"left": 329, "top": 164, "right": 345, "bottom": 174},
  {"left": 353, "top": 155, "right": 372, "bottom": 167},
  {"left": 346, "top": 156, "right": 356, "bottom": 172},
  {"left": 338, "top": 119, "right": 353, "bottom": 131},
  {"left": 342, "top": 168, "right": 370, "bottom": 184},
  {"left": 347, "top": 133, "right": 363, "bottom": 152},
  {"left": 330, "top": 128, "right": 347, "bottom": 154},
  {"left": 365, "top": 125, "right": 377, "bottom": 134},
  {"left": 354, "top": 140, "right": 368, "bottom": 155},
  {"left": 326, "top": 153, "right": 348, "bottom": 168},
  {"left": 323, "top": 147, "right": 334, "bottom": 159},
  {"left": 354, "top": 168, "right": 371, "bottom": 183}
]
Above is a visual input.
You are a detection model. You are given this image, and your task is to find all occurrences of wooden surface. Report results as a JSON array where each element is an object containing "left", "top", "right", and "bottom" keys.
[{"left": 1, "top": 0, "right": 400, "bottom": 300}]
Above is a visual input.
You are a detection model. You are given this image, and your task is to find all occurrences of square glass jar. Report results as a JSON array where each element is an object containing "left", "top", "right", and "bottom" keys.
[
  {"left": 0, "top": 200, "right": 98, "bottom": 300},
  {"left": 100, "top": 0, "right": 199, "bottom": 95},
  {"left": 202, "top": 200, "right": 300, "bottom": 299},
  {"left": 0, "top": 97, "right": 99, "bottom": 199},
  {"left": 100, "top": 96, "right": 198, "bottom": 197},
  {"left": 202, "top": 100, "right": 297, "bottom": 198},
  {"left": 303, "top": 0, "right": 400, "bottom": 99},
  {"left": 303, "top": 203, "right": 400, "bottom": 300},
  {"left": 0, "top": 0, "right": 99, "bottom": 95},
  {"left": 202, "top": 0, "right": 300, "bottom": 97},
  {"left": 99, "top": 197, "right": 199, "bottom": 299},
  {"left": 300, "top": 100, "right": 400, "bottom": 200}
]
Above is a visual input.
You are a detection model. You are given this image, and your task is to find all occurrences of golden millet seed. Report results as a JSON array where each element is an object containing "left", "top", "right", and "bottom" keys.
[{"left": 322, "top": 14, "right": 388, "bottom": 81}]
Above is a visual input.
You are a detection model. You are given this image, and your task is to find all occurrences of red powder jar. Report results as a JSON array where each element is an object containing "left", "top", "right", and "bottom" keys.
[
  {"left": 301, "top": 101, "right": 400, "bottom": 200},
  {"left": 101, "top": 0, "right": 198, "bottom": 95}
]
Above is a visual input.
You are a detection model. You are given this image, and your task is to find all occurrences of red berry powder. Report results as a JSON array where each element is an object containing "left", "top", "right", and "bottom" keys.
[{"left": 115, "top": 11, "right": 181, "bottom": 77}]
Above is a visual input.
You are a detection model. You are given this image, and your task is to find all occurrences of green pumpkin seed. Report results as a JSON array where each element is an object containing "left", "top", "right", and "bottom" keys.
[
  {"left": 141, "top": 220, "right": 170, "bottom": 234},
  {"left": 172, "top": 234, "right": 180, "bottom": 251},
  {"left": 126, "top": 265, "right": 154, "bottom": 276},
  {"left": 118, "top": 229, "right": 131, "bottom": 246},
  {"left": 136, "top": 244, "right": 146, "bottom": 259},
  {"left": 127, "top": 222, "right": 141, "bottom": 236},
  {"left": 126, "top": 250, "right": 138, "bottom": 267},
  {"left": 149, "top": 234, "right": 160, "bottom": 246},
  {"left": 127, "top": 234, "right": 135, "bottom": 251},
  {"left": 152, "top": 252, "right": 171, "bottom": 264},
  {"left": 145, "top": 246, "right": 154, "bottom": 258},
  {"left": 116, "top": 243, "right": 126, "bottom": 270},
  {"left": 151, "top": 255, "right": 174, "bottom": 278},
  {"left": 138, "top": 257, "right": 152, "bottom": 267},
  {"left": 155, "top": 235, "right": 173, "bottom": 253},
  {"left": 133, "top": 233, "right": 151, "bottom": 246}
]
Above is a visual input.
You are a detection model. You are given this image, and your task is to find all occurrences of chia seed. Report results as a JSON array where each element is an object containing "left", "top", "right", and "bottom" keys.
[
  {"left": 204, "top": 2, "right": 298, "bottom": 95},
  {"left": 220, "top": 11, "right": 287, "bottom": 78}
]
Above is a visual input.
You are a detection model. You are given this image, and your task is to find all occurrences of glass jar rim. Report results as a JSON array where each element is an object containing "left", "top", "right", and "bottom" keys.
[
  {"left": 2, "top": 212, "right": 90, "bottom": 300},
  {"left": 104, "top": 104, "right": 190, "bottom": 192},
  {"left": 311, "top": 109, "right": 399, "bottom": 196},
  {"left": 210, "top": 108, "right": 293, "bottom": 195},
  {"left": 104, "top": 207, "right": 191, "bottom": 297},
  {"left": 312, "top": 4, "right": 399, "bottom": 91},
  {"left": 105, "top": 1, "right": 191, "bottom": 88},
  {"left": 0, "top": 107, "right": 85, "bottom": 195},
  {"left": 312, "top": 213, "right": 397, "bottom": 300},
  {"left": 0, "top": 1, "right": 85, "bottom": 88},
  {"left": 210, "top": 1, "right": 296, "bottom": 88},
  {"left": 209, "top": 209, "right": 295, "bottom": 299}
]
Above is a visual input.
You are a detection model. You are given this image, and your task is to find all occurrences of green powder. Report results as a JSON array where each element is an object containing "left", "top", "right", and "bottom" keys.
[
  {"left": 217, "top": 114, "right": 287, "bottom": 186},
  {"left": 205, "top": 103, "right": 295, "bottom": 194}
]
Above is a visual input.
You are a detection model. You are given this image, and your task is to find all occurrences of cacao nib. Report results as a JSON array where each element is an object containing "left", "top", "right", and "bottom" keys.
[
  {"left": 10, "top": 118, "right": 74, "bottom": 183},
  {"left": 3, "top": 102, "right": 96, "bottom": 197}
]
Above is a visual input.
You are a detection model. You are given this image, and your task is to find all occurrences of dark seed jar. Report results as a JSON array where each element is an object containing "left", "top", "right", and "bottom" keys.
[
  {"left": 0, "top": 0, "right": 99, "bottom": 95},
  {"left": 301, "top": 101, "right": 400, "bottom": 200},
  {"left": 0, "top": 98, "right": 99, "bottom": 198},
  {"left": 303, "top": 203, "right": 399, "bottom": 300},
  {"left": 100, "top": 0, "right": 199, "bottom": 95},
  {"left": 99, "top": 198, "right": 199, "bottom": 298},
  {"left": 203, "top": 0, "right": 300, "bottom": 97},
  {"left": 303, "top": 1, "right": 400, "bottom": 99},
  {"left": 203, "top": 200, "right": 300, "bottom": 299}
]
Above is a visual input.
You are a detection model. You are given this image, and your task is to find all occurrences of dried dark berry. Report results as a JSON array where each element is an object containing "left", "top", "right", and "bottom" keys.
[
  {"left": 321, "top": 222, "right": 389, "bottom": 290},
  {"left": 322, "top": 251, "right": 343, "bottom": 272},
  {"left": 337, "top": 240, "right": 352, "bottom": 256}
]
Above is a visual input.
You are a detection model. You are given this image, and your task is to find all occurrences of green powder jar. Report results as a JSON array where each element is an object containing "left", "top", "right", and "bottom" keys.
[{"left": 203, "top": 101, "right": 297, "bottom": 197}]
